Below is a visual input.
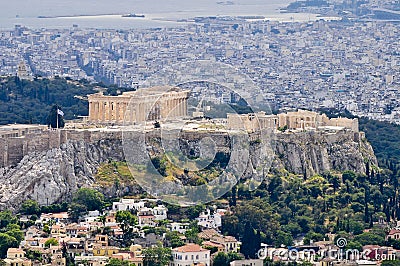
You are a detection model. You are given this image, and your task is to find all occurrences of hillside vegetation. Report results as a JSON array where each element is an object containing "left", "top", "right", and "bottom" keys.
[
  {"left": 0, "top": 76, "right": 132, "bottom": 125},
  {"left": 317, "top": 107, "right": 400, "bottom": 166}
]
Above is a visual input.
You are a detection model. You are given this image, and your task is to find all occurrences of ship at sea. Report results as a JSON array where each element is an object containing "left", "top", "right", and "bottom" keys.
[{"left": 122, "top": 13, "right": 145, "bottom": 18}]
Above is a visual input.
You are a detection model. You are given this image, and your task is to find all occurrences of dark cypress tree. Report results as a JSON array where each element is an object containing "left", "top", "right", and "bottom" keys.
[
  {"left": 46, "top": 105, "right": 65, "bottom": 128},
  {"left": 45, "top": 85, "right": 49, "bottom": 103},
  {"left": 366, "top": 161, "right": 370, "bottom": 179},
  {"left": 385, "top": 202, "right": 391, "bottom": 223},
  {"left": 241, "top": 221, "right": 258, "bottom": 259},
  {"left": 369, "top": 214, "right": 373, "bottom": 228},
  {"left": 364, "top": 186, "right": 370, "bottom": 223},
  {"left": 229, "top": 185, "right": 237, "bottom": 207}
]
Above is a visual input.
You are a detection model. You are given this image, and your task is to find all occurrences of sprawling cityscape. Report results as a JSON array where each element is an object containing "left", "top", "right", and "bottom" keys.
[{"left": 1, "top": 17, "right": 400, "bottom": 123}]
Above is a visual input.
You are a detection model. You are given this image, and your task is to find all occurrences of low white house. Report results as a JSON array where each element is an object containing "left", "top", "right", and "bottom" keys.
[
  {"left": 170, "top": 243, "right": 210, "bottom": 266},
  {"left": 169, "top": 222, "right": 190, "bottom": 234},
  {"left": 153, "top": 205, "right": 168, "bottom": 220},
  {"left": 196, "top": 209, "right": 227, "bottom": 229},
  {"left": 112, "top": 199, "right": 145, "bottom": 212}
]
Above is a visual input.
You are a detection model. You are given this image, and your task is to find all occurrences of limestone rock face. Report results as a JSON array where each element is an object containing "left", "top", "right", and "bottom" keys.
[
  {"left": 0, "top": 139, "right": 125, "bottom": 211},
  {"left": 272, "top": 131, "right": 377, "bottom": 177},
  {"left": 0, "top": 130, "right": 377, "bottom": 211}
]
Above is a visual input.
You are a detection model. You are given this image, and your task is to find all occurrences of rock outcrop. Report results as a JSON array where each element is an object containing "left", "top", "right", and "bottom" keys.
[
  {"left": 0, "top": 129, "right": 377, "bottom": 211},
  {"left": 0, "top": 139, "right": 125, "bottom": 211},
  {"left": 272, "top": 131, "right": 377, "bottom": 176}
]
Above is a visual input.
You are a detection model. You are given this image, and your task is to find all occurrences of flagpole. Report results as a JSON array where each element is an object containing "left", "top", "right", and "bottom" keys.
[{"left": 56, "top": 109, "right": 59, "bottom": 129}]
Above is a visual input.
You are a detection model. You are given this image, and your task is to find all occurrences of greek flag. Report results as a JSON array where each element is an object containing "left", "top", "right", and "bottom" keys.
[{"left": 57, "top": 109, "right": 64, "bottom": 116}]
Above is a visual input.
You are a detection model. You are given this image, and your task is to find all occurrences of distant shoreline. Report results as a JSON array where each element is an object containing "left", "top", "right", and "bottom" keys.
[
  {"left": 38, "top": 13, "right": 120, "bottom": 19},
  {"left": 37, "top": 13, "right": 145, "bottom": 19}
]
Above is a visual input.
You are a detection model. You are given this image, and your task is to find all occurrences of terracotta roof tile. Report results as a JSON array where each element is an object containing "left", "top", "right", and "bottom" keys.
[{"left": 173, "top": 243, "right": 208, "bottom": 253}]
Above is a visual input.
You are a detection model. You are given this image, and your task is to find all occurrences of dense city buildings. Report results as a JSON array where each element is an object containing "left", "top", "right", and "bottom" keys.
[{"left": 0, "top": 18, "right": 399, "bottom": 124}]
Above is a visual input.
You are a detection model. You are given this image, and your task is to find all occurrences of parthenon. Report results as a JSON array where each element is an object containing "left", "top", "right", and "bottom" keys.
[{"left": 88, "top": 86, "right": 190, "bottom": 124}]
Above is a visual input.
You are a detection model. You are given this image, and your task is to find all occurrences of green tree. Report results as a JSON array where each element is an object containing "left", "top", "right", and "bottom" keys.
[
  {"left": 115, "top": 210, "right": 138, "bottom": 246},
  {"left": 381, "top": 260, "right": 400, "bottom": 266},
  {"left": 275, "top": 230, "right": 293, "bottom": 247},
  {"left": 326, "top": 173, "right": 341, "bottom": 192},
  {"left": 213, "top": 252, "right": 243, "bottom": 266},
  {"left": 303, "top": 232, "right": 324, "bottom": 245},
  {"left": 0, "top": 233, "right": 18, "bottom": 258},
  {"left": 185, "top": 205, "right": 205, "bottom": 220},
  {"left": 5, "top": 224, "right": 24, "bottom": 243},
  {"left": 165, "top": 231, "right": 184, "bottom": 248},
  {"left": 184, "top": 221, "right": 201, "bottom": 244},
  {"left": 25, "top": 249, "right": 43, "bottom": 262},
  {"left": 115, "top": 210, "right": 138, "bottom": 226},
  {"left": 72, "top": 188, "right": 104, "bottom": 211},
  {"left": 342, "top": 171, "right": 356, "bottom": 183},
  {"left": 68, "top": 202, "right": 88, "bottom": 222},
  {"left": 354, "top": 232, "right": 385, "bottom": 246},
  {"left": 43, "top": 224, "right": 51, "bottom": 235},
  {"left": 241, "top": 222, "right": 260, "bottom": 259},
  {"left": 388, "top": 239, "right": 400, "bottom": 250},
  {"left": 20, "top": 200, "right": 40, "bottom": 215},
  {"left": 45, "top": 238, "right": 59, "bottom": 248},
  {"left": 346, "top": 241, "right": 362, "bottom": 252},
  {"left": 0, "top": 211, "right": 17, "bottom": 229},
  {"left": 143, "top": 245, "right": 172, "bottom": 266},
  {"left": 107, "top": 258, "right": 133, "bottom": 266}
]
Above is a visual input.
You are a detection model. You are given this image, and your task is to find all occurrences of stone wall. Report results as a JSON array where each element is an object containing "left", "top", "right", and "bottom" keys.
[
  {"left": 0, "top": 125, "right": 371, "bottom": 170},
  {"left": 0, "top": 126, "right": 377, "bottom": 210},
  {"left": 0, "top": 130, "right": 54, "bottom": 168},
  {"left": 0, "top": 128, "right": 129, "bottom": 168}
]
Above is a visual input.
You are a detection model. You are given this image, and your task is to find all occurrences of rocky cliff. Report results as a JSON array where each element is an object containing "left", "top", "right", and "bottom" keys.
[
  {"left": 272, "top": 131, "right": 377, "bottom": 176},
  {"left": 0, "top": 129, "right": 377, "bottom": 211}
]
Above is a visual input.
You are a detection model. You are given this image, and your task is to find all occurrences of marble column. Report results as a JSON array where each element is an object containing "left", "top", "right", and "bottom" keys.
[
  {"left": 181, "top": 98, "right": 185, "bottom": 116},
  {"left": 99, "top": 101, "right": 104, "bottom": 121},
  {"left": 183, "top": 98, "right": 187, "bottom": 116},
  {"left": 104, "top": 102, "right": 108, "bottom": 121},
  {"left": 129, "top": 104, "right": 134, "bottom": 123},
  {"left": 96, "top": 102, "right": 100, "bottom": 121},
  {"left": 165, "top": 99, "right": 170, "bottom": 118},
  {"left": 168, "top": 98, "right": 172, "bottom": 118},
  {"left": 137, "top": 103, "right": 142, "bottom": 122},
  {"left": 174, "top": 99, "right": 178, "bottom": 117},
  {"left": 92, "top": 102, "right": 96, "bottom": 121},
  {"left": 108, "top": 102, "right": 112, "bottom": 121},
  {"left": 89, "top": 102, "right": 93, "bottom": 120},
  {"left": 177, "top": 98, "right": 182, "bottom": 117},
  {"left": 112, "top": 101, "right": 117, "bottom": 121},
  {"left": 116, "top": 102, "right": 120, "bottom": 122},
  {"left": 122, "top": 102, "right": 128, "bottom": 122}
]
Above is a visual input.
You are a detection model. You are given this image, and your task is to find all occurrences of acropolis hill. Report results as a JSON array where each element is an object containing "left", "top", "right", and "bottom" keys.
[
  {"left": 0, "top": 118, "right": 377, "bottom": 210},
  {"left": 0, "top": 88, "right": 377, "bottom": 209}
]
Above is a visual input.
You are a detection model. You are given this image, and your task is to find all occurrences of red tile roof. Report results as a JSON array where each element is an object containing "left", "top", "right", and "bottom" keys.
[{"left": 173, "top": 243, "right": 208, "bottom": 253}]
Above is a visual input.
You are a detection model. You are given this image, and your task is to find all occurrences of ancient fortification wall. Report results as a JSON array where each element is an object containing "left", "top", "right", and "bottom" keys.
[{"left": 0, "top": 126, "right": 367, "bottom": 169}]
